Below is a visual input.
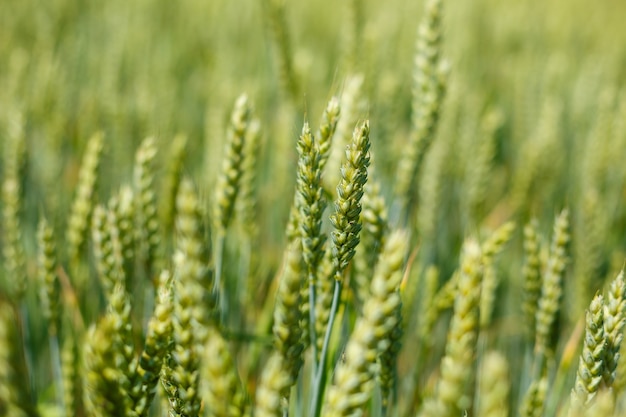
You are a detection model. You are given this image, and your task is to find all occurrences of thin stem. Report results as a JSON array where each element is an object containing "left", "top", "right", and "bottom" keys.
[
  {"left": 215, "top": 232, "right": 226, "bottom": 320},
  {"left": 309, "top": 279, "right": 342, "bottom": 417},
  {"left": 48, "top": 332, "right": 65, "bottom": 411},
  {"left": 309, "top": 281, "right": 318, "bottom": 374}
]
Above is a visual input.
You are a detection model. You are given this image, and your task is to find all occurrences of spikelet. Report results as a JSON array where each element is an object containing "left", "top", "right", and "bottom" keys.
[
  {"left": 323, "top": 230, "right": 407, "bottom": 417},
  {"left": 133, "top": 137, "right": 161, "bottom": 279},
  {"left": 67, "top": 132, "right": 104, "bottom": 263},
  {"left": 535, "top": 209, "right": 570, "bottom": 359},
  {"left": 477, "top": 351, "right": 510, "bottom": 417},
  {"left": 214, "top": 94, "right": 253, "bottom": 234},
  {"left": 420, "top": 239, "right": 483, "bottom": 417},
  {"left": 570, "top": 294, "right": 605, "bottom": 411}
]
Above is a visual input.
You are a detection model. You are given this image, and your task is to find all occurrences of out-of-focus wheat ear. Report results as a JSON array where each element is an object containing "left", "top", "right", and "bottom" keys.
[
  {"left": 1, "top": 112, "right": 26, "bottom": 300},
  {"left": 323, "top": 75, "right": 366, "bottom": 194},
  {"left": 580, "top": 389, "right": 615, "bottom": 417},
  {"left": 255, "top": 352, "right": 292, "bottom": 417},
  {"left": 572, "top": 191, "right": 605, "bottom": 321},
  {"left": 174, "top": 178, "right": 217, "bottom": 328},
  {"left": 570, "top": 294, "right": 605, "bottom": 412},
  {"left": 522, "top": 219, "right": 542, "bottom": 343},
  {"left": 535, "top": 209, "right": 570, "bottom": 363},
  {"left": 314, "top": 246, "right": 334, "bottom": 357},
  {"left": 214, "top": 94, "right": 252, "bottom": 234},
  {"left": 273, "top": 241, "right": 305, "bottom": 390},
  {"left": 263, "top": 0, "right": 299, "bottom": 102},
  {"left": 160, "top": 134, "right": 187, "bottom": 237},
  {"left": 479, "top": 221, "right": 516, "bottom": 328},
  {"left": 106, "top": 284, "right": 140, "bottom": 410},
  {"left": 317, "top": 96, "right": 341, "bottom": 173},
  {"left": 352, "top": 177, "right": 389, "bottom": 307},
  {"left": 166, "top": 178, "right": 216, "bottom": 416},
  {"left": 37, "top": 217, "right": 65, "bottom": 409},
  {"left": 519, "top": 375, "right": 548, "bottom": 417},
  {"left": 465, "top": 109, "right": 503, "bottom": 223},
  {"left": 476, "top": 351, "right": 510, "bottom": 417},
  {"left": 83, "top": 314, "right": 133, "bottom": 416},
  {"left": 419, "top": 239, "right": 482, "bottom": 417},
  {"left": 37, "top": 218, "right": 61, "bottom": 336},
  {"left": 62, "top": 330, "right": 85, "bottom": 416},
  {"left": 134, "top": 137, "right": 161, "bottom": 280},
  {"left": 202, "top": 326, "right": 249, "bottom": 417},
  {"left": 378, "top": 296, "right": 403, "bottom": 411},
  {"left": 395, "top": 0, "right": 447, "bottom": 216},
  {"left": 236, "top": 118, "right": 261, "bottom": 240},
  {"left": 322, "top": 230, "right": 407, "bottom": 417},
  {"left": 417, "top": 265, "right": 440, "bottom": 342},
  {"left": 602, "top": 270, "right": 626, "bottom": 389},
  {"left": 109, "top": 186, "right": 136, "bottom": 288},
  {"left": 0, "top": 301, "right": 37, "bottom": 416},
  {"left": 134, "top": 271, "right": 173, "bottom": 417},
  {"left": 91, "top": 205, "right": 126, "bottom": 300},
  {"left": 67, "top": 132, "right": 104, "bottom": 264}
]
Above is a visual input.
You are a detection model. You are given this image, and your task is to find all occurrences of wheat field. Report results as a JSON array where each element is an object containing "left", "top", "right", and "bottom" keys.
[{"left": 1, "top": 0, "right": 626, "bottom": 416}]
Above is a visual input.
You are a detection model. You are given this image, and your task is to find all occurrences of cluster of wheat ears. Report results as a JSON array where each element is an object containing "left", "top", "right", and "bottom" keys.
[{"left": 1, "top": 0, "right": 626, "bottom": 416}]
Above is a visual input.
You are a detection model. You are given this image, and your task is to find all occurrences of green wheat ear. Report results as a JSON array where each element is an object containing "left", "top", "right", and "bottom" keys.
[
  {"left": 602, "top": 269, "right": 626, "bottom": 389},
  {"left": 329, "top": 119, "right": 371, "bottom": 281},
  {"left": 67, "top": 132, "right": 104, "bottom": 264},
  {"left": 570, "top": 293, "right": 605, "bottom": 412}
]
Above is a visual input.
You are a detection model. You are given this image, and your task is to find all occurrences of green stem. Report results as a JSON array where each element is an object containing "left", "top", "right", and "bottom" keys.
[
  {"left": 309, "top": 281, "right": 318, "bottom": 375},
  {"left": 215, "top": 232, "right": 226, "bottom": 320},
  {"left": 309, "top": 279, "right": 342, "bottom": 417},
  {"left": 49, "top": 332, "right": 65, "bottom": 411}
]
